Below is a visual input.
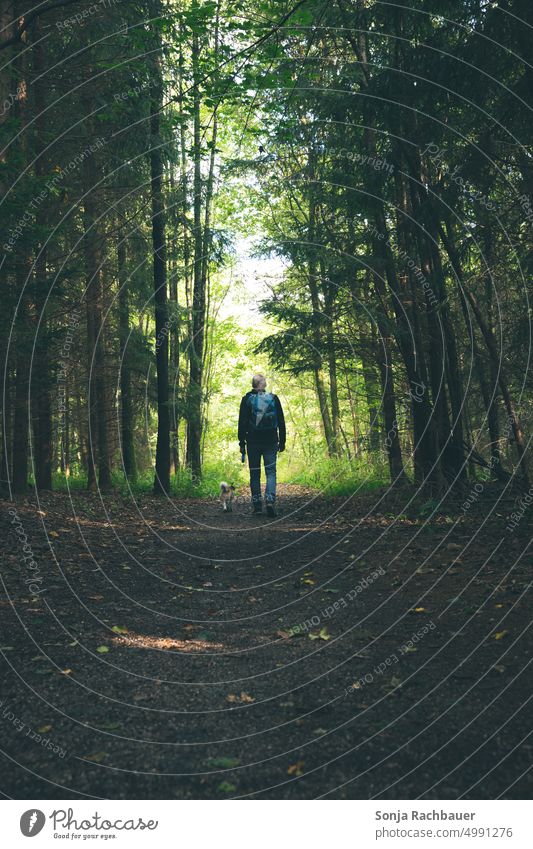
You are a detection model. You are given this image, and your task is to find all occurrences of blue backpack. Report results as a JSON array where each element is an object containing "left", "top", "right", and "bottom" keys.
[{"left": 247, "top": 392, "right": 278, "bottom": 434}]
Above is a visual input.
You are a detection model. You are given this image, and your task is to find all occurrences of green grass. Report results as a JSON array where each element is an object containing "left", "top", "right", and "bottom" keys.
[
  {"left": 50, "top": 453, "right": 390, "bottom": 500},
  {"left": 289, "top": 454, "right": 389, "bottom": 497},
  {"left": 52, "top": 457, "right": 246, "bottom": 499},
  {"left": 51, "top": 471, "right": 89, "bottom": 491}
]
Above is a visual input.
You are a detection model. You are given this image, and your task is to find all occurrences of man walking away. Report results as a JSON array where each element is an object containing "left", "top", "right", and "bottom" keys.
[{"left": 238, "top": 374, "right": 286, "bottom": 517}]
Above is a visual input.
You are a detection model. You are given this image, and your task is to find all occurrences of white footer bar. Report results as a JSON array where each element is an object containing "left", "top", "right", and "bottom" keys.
[{"left": 2, "top": 799, "right": 530, "bottom": 848}]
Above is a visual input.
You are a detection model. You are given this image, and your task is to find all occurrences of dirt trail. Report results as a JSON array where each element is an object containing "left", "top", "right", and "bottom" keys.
[{"left": 0, "top": 485, "right": 531, "bottom": 799}]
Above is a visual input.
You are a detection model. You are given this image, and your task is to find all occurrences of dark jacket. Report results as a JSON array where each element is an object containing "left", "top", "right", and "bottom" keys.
[{"left": 238, "top": 390, "right": 286, "bottom": 451}]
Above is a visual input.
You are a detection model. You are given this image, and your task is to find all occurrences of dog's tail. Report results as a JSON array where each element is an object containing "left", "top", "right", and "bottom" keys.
[{"left": 220, "top": 481, "right": 230, "bottom": 493}]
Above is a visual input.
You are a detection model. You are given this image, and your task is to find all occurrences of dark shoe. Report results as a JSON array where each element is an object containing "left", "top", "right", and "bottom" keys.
[
  {"left": 266, "top": 504, "right": 277, "bottom": 518},
  {"left": 252, "top": 504, "right": 263, "bottom": 515}
]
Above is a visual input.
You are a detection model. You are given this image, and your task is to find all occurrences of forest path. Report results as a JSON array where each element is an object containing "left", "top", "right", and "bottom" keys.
[{"left": 0, "top": 485, "right": 531, "bottom": 799}]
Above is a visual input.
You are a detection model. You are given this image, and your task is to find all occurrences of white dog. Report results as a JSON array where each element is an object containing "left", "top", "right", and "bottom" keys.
[{"left": 219, "top": 481, "right": 235, "bottom": 512}]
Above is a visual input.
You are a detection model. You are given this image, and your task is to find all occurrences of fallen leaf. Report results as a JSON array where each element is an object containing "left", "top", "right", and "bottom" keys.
[
  {"left": 217, "top": 781, "right": 237, "bottom": 794},
  {"left": 493, "top": 630, "right": 509, "bottom": 640},
  {"left": 287, "top": 760, "right": 305, "bottom": 776},
  {"left": 309, "top": 627, "right": 331, "bottom": 641},
  {"left": 226, "top": 692, "right": 255, "bottom": 704},
  {"left": 49, "top": 531, "right": 59, "bottom": 538},
  {"left": 111, "top": 625, "right": 128, "bottom": 634},
  {"left": 83, "top": 751, "right": 107, "bottom": 763},
  {"left": 96, "top": 645, "right": 110, "bottom": 654},
  {"left": 59, "top": 668, "right": 73, "bottom": 675},
  {"left": 276, "top": 629, "right": 291, "bottom": 639},
  {"left": 36, "top": 724, "right": 52, "bottom": 734},
  {"left": 206, "top": 756, "right": 240, "bottom": 769},
  {"left": 383, "top": 675, "right": 402, "bottom": 692}
]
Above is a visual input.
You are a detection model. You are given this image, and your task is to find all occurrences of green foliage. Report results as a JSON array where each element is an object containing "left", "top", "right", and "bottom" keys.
[
  {"left": 290, "top": 453, "right": 389, "bottom": 498},
  {"left": 3, "top": 0, "right": 531, "bottom": 497}
]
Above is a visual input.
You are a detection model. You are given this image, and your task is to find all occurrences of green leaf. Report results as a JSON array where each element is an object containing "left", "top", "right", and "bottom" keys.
[
  {"left": 217, "top": 781, "right": 237, "bottom": 794},
  {"left": 83, "top": 751, "right": 107, "bottom": 763},
  {"left": 308, "top": 627, "right": 331, "bottom": 641},
  {"left": 206, "top": 756, "right": 240, "bottom": 769}
]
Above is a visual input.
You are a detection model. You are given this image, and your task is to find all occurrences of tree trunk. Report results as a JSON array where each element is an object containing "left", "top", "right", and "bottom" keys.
[
  {"left": 32, "top": 249, "right": 53, "bottom": 491},
  {"left": 31, "top": 20, "right": 52, "bottom": 491},
  {"left": 63, "top": 379, "right": 70, "bottom": 477},
  {"left": 440, "top": 223, "right": 529, "bottom": 485},
  {"left": 186, "top": 9, "right": 205, "bottom": 481},
  {"left": 118, "top": 238, "right": 137, "bottom": 481},
  {"left": 322, "top": 270, "right": 341, "bottom": 455},
  {"left": 307, "top": 143, "right": 335, "bottom": 454},
  {"left": 150, "top": 27, "right": 170, "bottom": 495},
  {"left": 361, "top": 339, "right": 381, "bottom": 453},
  {"left": 168, "top": 169, "right": 179, "bottom": 476},
  {"left": 371, "top": 209, "right": 439, "bottom": 485},
  {"left": 406, "top": 142, "right": 465, "bottom": 480},
  {"left": 342, "top": 359, "right": 360, "bottom": 456},
  {"left": 12, "top": 286, "right": 30, "bottom": 493},
  {"left": 342, "top": 18, "right": 441, "bottom": 486},
  {"left": 11, "top": 36, "right": 30, "bottom": 494},
  {"left": 0, "top": 367, "right": 12, "bottom": 490},
  {"left": 83, "top": 145, "right": 112, "bottom": 491},
  {"left": 371, "top": 273, "right": 406, "bottom": 481}
]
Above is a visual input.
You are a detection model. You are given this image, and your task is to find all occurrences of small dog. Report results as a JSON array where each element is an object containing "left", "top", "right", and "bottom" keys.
[{"left": 219, "top": 481, "right": 235, "bottom": 512}]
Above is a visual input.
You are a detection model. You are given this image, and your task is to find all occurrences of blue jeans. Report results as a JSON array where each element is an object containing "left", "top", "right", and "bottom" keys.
[{"left": 247, "top": 441, "right": 277, "bottom": 506}]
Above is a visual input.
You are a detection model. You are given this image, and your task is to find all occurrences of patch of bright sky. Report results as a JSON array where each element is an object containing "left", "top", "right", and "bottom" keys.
[{"left": 219, "top": 235, "right": 288, "bottom": 326}]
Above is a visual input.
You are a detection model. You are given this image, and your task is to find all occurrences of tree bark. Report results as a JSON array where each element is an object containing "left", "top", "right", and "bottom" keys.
[
  {"left": 371, "top": 272, "right": 406, "bottom": 481},
  {"left": 307, "top": 143, "right": 335, "bottom": 454},
  {"left": 338, "top": 19, "right": 439, "bottom": 484},
  {"left": 186, "top": 7, "right": 205, "bottom": 481},
  {"left": 150, "top": 52, "right": 171, "bottom": 495},
  {"left": 440, "top": 223, "right": 529, "bottom": 485},
  {"left": 118, "top": 238, "right": 137, "bottom": 481},
  {"left": 11, "top": 27, "right": 30, "bottom": 494},
  {"left": 322, "top": 267, "right": 341, "bottom": 455},
  {"left": 12, "top": 285, "right": 30, "bottom": 493},
  {"left": 31, "top": 19, "right": 52, "bottom": 490},
  {"left": 83, "top": 144, "right": 112, "bottom": 491}
]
